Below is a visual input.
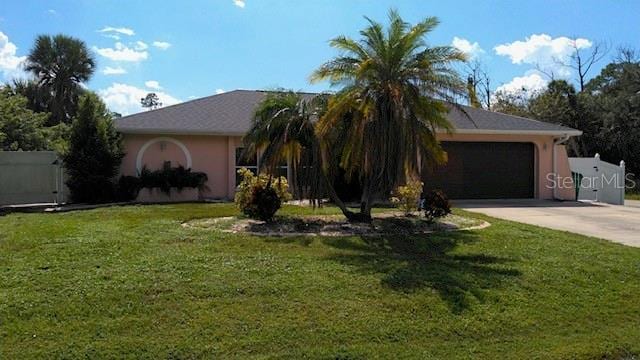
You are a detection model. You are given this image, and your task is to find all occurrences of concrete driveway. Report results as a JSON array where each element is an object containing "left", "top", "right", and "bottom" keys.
[
  {"left": 626, "top": 200, "right": 640, "bottom": 208},
  {"left": 456, "top": 199, "right": 640, "bottom": 247}
]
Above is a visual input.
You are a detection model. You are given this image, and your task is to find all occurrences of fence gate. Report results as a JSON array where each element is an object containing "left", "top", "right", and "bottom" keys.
[
  {"left": 568, "top": 153, "right": 626, "bottom": 205},
  {"left": 0, "top": 151, "right": 66, "bottom": 206}
]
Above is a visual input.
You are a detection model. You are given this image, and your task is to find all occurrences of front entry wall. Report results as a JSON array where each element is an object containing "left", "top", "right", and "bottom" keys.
[
  {"left": 121, "top": 134, "right": 234, "bottom": 199},
  {"left": 135, "top": 137, "right": 192, "bottom": 173},
  {"left": 120, "top": 133, "right": 575, "bottom": 201}
]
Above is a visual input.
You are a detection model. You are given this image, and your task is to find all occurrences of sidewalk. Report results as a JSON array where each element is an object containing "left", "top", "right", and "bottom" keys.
[{"left": 0, "top": 202, "right": 129, "bottom": 216}]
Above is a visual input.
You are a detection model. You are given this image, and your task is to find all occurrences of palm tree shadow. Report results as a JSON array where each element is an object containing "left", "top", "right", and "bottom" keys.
[{"left": 323, "top": 232, "right": 521, "bottom": 313}]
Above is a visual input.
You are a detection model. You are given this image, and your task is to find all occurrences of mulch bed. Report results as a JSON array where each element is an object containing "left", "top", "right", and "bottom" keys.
[{"left": 184, "top": 212, "right": 490, "bottom": 237}]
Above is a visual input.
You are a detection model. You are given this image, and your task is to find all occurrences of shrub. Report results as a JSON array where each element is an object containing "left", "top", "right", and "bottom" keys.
[
  {"left": 139, "top": 164, "right": 208, "bottom": 195},
  {"left": 116, "top": 175, "right": 142, "bottom": 201},
  {"left": 390, "top": 179, "right": 424, "bottom": 215},
  {"left": 235, "top": 167, "right": 292, "bottom": 221},
  {"left": 422, "top": 189, "right": 451, "bottom": 223},
  {"left": 63, "top": 93, "right": 124, "bottom": 203},
  {"left": 243, "top": 186, "right": 282, "bottom": 221}
]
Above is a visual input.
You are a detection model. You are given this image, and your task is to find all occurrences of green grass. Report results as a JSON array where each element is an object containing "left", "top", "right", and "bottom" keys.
[
  {"left": 1, "top": 203, "right": 639, "bottom": 359},
  {"left": 626, "top": 192, "right": 640, "bottom": 200}
]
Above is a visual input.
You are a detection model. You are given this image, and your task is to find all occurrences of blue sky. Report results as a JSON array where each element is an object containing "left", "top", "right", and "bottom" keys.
[{"left": 1, "top": 0, "right": 638, "bottom": 115}]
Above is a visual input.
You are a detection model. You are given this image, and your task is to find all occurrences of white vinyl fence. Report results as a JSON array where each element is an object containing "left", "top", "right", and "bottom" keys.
[
  {"left": 0, "top": 151, "right": 67, "bottom": 206},
  {"left": 568, "top": 153, "right": 625, "bottom": 205}
]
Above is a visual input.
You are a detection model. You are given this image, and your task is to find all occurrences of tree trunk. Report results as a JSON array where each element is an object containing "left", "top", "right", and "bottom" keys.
[
  {"left": 569, "top": 137, "right": 583, "bottom": 157},
  {"left": 358, "top": 199, "right": 373, "bottom": 223},
  {"left": 355, "top": 178, "right": 374, "bottom": 223},
  {"left": 319, "top": 171, "right": 357, "bottom": 221}
]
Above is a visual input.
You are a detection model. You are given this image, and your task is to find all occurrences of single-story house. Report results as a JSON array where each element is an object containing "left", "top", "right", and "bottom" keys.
[{"left": 114, "top": 89, "right": 581, "bottom": 201}]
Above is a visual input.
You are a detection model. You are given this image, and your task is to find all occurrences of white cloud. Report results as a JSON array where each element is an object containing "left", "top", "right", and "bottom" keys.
[
  {"left": 0, "top": 31, "right": 26, "bottom": 80},
  {"left": 102, "top": 33, "right": 120, "bottom": 41},
  {"left": 134, "top": 41, "right": 148, "bottom": 51},
  {"left": 233, "top": 0, "right": 245, "bottom": 8},
  {"left": 98, "top": 26, "right": 135, "bottom": 36},
  {"left": 215, "top": 88, "right": 225, "bottom": 94},
  {"left": 93, "top": 42, "right": 148, "bottom": 62},
  {"left": 451, "top": 37, "right": 484, "bottom": 59},
  {"left": 47, "top": 9, "right": 58, "bottom": 16},
  {"left": 152, "top": 41, "right": 171, "bottom": 50},
  {"left": 495, "top": 34, "right": 591, "bottom": 66},
  {"left": 495, "top": 72, "right": 548, "bottom": 96},
  {"left": 102, "top": 66, "right": 127, "bottom": 75},
  {"left": 98, "top": 83, "right": 180, "bottom": 115},
  {"left": 145, "top": 80, "right": 162, "bottom": 90}
]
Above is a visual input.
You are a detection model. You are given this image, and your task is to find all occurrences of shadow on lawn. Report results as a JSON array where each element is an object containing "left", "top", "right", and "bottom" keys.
[{"left": 322, "top": 231, "right": 521, "bottom": 313}]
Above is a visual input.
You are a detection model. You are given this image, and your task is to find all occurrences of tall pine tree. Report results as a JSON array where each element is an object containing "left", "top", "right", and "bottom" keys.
[{"left": 63, "top": 92, "right": 123, "bottom": 203}]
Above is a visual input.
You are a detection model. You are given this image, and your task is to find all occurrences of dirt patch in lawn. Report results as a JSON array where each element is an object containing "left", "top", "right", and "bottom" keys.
[{"left": 183, "top": 212, "right": 490, "bottom": 237}]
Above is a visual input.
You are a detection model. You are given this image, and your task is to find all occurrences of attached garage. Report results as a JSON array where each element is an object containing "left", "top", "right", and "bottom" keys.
[{"left": 423, "top": 142, "right": 535, "bottom": 199}]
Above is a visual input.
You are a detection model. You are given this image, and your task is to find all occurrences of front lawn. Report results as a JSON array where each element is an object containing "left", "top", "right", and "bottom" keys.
[
  {"left": 626, "top": 192, "right": 640, "bottom": 200},
  {"left": 1, "top": 204, "right": 639, "bottom": 359}
]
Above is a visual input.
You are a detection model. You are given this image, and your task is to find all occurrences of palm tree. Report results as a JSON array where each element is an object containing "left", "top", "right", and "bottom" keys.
[
  {"left": 244, "top": 11, "right": 467, "bottom": 222},
  {"left": 10, "top": 79, "right": 51, "bottom": 114},
  {"left": 24, "top": 34, "right": 96, "bottom": 125},
  {"left": 310, "top": 10, "right": 467, "bottom": 220},
  {"left": 243, "top": 91, "right": 355, "bottom": 218}
]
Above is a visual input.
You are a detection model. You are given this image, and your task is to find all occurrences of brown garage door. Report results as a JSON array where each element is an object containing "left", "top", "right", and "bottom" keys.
[{"left": 423, "top": 142, "right": 535, "bottom": 199}]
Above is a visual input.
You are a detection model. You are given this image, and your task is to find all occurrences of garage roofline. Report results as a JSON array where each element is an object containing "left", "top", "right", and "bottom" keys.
[{"left": 448, "top": 129, "right": 583, "bottom": 137}]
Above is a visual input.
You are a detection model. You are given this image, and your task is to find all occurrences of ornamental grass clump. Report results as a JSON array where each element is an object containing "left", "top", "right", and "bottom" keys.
[
  {"left": 235, "top": 167, "right": 292, "bottom": 221},
  {"left": 391, "top": 179, "right": 424, "bottom": 215}
]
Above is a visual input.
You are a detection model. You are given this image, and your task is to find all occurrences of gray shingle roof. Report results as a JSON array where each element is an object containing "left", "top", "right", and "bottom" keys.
[{"left": 114, "top": 89, "right": 581, "bottom": 136}]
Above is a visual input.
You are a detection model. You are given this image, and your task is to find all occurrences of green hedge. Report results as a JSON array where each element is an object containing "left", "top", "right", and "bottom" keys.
[{"left": 117, "top": 164, "right": 208, "bottom": 200}]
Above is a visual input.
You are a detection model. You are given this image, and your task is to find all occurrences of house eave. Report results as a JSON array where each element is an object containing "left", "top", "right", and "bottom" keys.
[
  {"left": 116, "top": 128, "right": 247, "bottom": 137},
  {"left": 116, "top": 127, "right": 583, "bottom": 138}
]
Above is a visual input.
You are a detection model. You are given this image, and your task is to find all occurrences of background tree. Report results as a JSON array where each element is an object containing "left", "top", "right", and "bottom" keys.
[
  {"left": 527, "top": 79, "right": 594, "bottom": 156},
  {"left": 491, "top": 89, "right": 533, "bottom": 118},
  {"left": 24, "top": 34, "right": 95, "bottom": 125},
  {"left": 467, "top": 76, "right": 481, "bottom": 108},
  {"left": 465, "top": 59, "right": 492, "bottom": 108},
  {"left": 492, "top": 47, "right": 640, "bottom": 187},
  {"left": 63, "top": 92, "right": 124, "bottom": 203},
  {"left": 141, "top": 93, "right": 162, "bottom": 110},
  {"left": 583, "top": 48, "right": 640, "bottom": 182},
  {"left": 41, "top": 123, "right": 71, "bottom": 154},
  {"left": 9, "top": 79, "right": 51, "bottom": 115},
  {"left": 554, "top": 39, "right": 609, "bottom": 92},
  {"left": 0, "top": 88, "right": 49, "bottom": 151},
  {"left": 493, "top": 82, "right": 596, "bottom": 157}
]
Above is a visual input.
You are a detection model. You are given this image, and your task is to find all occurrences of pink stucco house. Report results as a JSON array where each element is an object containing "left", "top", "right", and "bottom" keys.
[{"left": 114, "top": 89, "right": 581, "bottom": 201}]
